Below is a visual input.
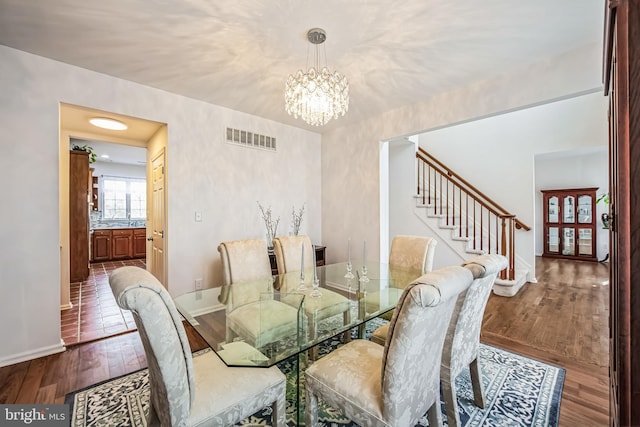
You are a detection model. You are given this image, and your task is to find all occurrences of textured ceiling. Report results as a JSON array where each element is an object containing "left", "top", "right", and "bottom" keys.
[{"left": 0, "top": 0, "right": 604, "bottom": 133}]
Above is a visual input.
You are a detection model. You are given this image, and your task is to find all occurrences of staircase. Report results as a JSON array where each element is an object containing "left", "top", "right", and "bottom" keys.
[{"left": 415, "top": 147, "right": 532, "bottom": 296}]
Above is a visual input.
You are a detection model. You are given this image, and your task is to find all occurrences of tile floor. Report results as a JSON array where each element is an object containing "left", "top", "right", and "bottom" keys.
[{"left": 61, "top": 259, "right": 145, "bottom": 346}]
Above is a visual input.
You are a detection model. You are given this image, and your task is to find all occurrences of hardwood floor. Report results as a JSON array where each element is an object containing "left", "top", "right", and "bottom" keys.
[
  {"left": 482, "top": 256, "right": 609, "bottom": 426},
  {"left": 1, "top": 257, "right": 609, "bottom": 426}
]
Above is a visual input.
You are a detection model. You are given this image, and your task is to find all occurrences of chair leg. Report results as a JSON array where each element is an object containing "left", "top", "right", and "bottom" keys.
[
  {"left": 426, "top": 399, "right": 443, "bottom": 427},
  {"left": 470, "top": 358, "right": 486, "bottom": 408},
  {"left": 305, "top": 386, "right": 319, "bottom": 427},
  {"left": 272, "top": 393, "right": 287, "bottom": 427},
  {"left": 441, "top": 378, "right": 461, "bottom": 427}
]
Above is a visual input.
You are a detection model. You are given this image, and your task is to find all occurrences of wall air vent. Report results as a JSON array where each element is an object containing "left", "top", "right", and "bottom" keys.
[{"left": 226, "top": 127, "right": 276, "bottom": 151}]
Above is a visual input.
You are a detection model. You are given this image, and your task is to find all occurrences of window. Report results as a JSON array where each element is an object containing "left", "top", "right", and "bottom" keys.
[{"left": 102, "top": 176, "right": 146, "bottom": 219}]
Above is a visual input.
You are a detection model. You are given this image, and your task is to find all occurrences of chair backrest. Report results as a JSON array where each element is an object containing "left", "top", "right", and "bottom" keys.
[
  {"left": 388, "top": 235, "right": 438, "bottom": 274},
  {"left": 218, "top": 239, "right": 273, "bottom": 305},
  {"left": 381, "top": 265, "right": 473, "bottom": 424},
  {"left": 442, "top": 254, "right": 509, "bottom": 379},
  {"left": 272, "top": 235, "right": 315, "bottom": 275},
  {"left": 109, "top": 266, "right": 194, "bottom": 426}
]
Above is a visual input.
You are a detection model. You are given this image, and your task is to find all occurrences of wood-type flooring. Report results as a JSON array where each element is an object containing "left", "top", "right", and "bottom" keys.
[{"left": 0, "top": 257, "right": 609, "bottom": 426}]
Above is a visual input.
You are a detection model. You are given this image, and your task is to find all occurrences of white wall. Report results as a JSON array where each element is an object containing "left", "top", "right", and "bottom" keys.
[
  {"left": 416, "top": 91, "right": 608, "bottom": 275},
  {"left": 321, "top": 43, "right": 605, "bottom": 270},
  {"left": 92, "top": 162, "right": 146, "bottom": 180},
  {"left": 535, "top": 148, "right": 609, "bottom": 259},
  {"left": 0, "top": 45, "right": 321, "bottom": 366}
]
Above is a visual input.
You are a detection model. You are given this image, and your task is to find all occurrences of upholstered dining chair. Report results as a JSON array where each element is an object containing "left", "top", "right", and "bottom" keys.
[
  {"left": 217, "top": 238, "right": 302, "bottom": 349},
  {"left": 374, "top": 234, "right": 438, "bottom": 322},
  {"left": 272, "top": 234, "right": 314, "bottom": 275},
  {"left": 305, "top": 265, "right": 474, "bottom": 427},
  {"left": 272, "top": 235, "right": 351, "bottom": 358},
  {"left": 389, "top": 234, "right": 438, "bottom": 274},
  {"left": 371, "top": 254, "right": 508, "bottom": 427},
  {"left": 109, "top": 266, "right": 287, "bottom": 427}
]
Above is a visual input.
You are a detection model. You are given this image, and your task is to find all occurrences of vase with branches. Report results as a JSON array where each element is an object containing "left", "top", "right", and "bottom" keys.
[
  {"left": 291, "top": 204, "right": 305, "bottom": 236},
  {"left": 257, "top": 201, "right": 280, "bottom": 248}
]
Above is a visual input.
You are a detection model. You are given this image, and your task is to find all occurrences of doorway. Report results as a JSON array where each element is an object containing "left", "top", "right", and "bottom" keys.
[{"left": 59, "top": 103, "right": 167, "bottom": 345}]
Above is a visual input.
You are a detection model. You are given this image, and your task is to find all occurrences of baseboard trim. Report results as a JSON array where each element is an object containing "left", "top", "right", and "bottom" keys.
[{"left": 0, "top": 340, "right": 66, "bottom": 368}]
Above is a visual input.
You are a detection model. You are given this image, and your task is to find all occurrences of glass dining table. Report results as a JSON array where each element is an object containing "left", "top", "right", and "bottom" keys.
[{"left": 173, "top": 261, "right": 422, "bottom": 425}]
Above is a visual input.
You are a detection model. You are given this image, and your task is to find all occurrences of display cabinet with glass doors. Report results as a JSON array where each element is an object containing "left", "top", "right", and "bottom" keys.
[{"left": 541, "top": 188, "right": 598, "bottom": 262}]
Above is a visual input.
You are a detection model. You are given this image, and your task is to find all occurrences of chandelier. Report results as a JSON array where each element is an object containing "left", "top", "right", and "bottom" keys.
[{"left": 285, "top": 28, "right": 349, "bottom": 126}]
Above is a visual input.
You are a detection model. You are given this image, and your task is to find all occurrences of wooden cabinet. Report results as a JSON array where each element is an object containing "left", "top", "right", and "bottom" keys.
[
  {"left": 91, "top": 176, "right": 99, "bottom": 211},
  {"left": 111, "top": 229, "right": 133, "bottom": 260},
  {"left": 92, "top": 230, "right": 111, "bottom": 261},
  {"left": 91, "top": 228, "right": 146, "bottom": 262},
  {"left": 268, "top": 245, "right": 326, "bottom": 275},
  {"left": 69, "top": 150, "right": 90, "bottom": 282},
  {"left": 133, "top": 228, "right": 147, "bottom": 258},
  {"left": 541, "top": 188, "right": 597, "bottom": 262}
]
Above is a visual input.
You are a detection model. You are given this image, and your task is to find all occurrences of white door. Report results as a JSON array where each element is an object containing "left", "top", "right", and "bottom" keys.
[{"left": 150, "top": 150, "right": 166, "bottom": 286}]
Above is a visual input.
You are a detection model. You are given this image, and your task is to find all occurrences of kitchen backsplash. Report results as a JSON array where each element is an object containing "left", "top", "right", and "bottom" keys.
[{"left": 90, "top": 211, "right": 146, "bottom": 229}]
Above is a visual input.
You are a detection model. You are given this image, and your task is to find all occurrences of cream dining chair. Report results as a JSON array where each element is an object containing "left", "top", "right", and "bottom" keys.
[
  {"left": 305, "top": 265, "right": 474, "bottom": 427},
  {"left": 370, "top": 234, "right": 438, "bottom": 323},
  {"left": 272, "top": 235, "right": 351, "bottom": 358},
  {"left": 371, "top": 253, "right": 508, "bottom": 427},
  {"left": 217, "top": 238, "right": 302, "bottom": 349},
  {"left": 109, "top": 266, "right": 287, "bottom": 427},
  {"left": 389, "top": 234, "right": 438, "bottom": 274}
]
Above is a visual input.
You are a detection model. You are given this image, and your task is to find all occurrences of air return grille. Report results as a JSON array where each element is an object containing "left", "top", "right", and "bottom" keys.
[{"left": 226, "top": 127, "right": 276, "bottom": 151}]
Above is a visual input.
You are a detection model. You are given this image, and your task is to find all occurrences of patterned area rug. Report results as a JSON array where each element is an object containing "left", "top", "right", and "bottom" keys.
[{"left": 66, "top": 319, "right": 564, "bottom": 426}]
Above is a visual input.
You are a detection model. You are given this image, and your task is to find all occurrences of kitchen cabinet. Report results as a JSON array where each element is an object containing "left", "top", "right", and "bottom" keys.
[
  {"left": 541, "top": 188, "right": 597, "bottom": 262},
  {"left": 92, "top": 230, "right": 111, "bottom": 261},
  {"left": 70, "top": 150, "right": 90, "bottom": 282},
  {"left": 91, "top": 228, "right": 146, "bottom": 262},
  {"left": 133, "top": 228, "right": 147, "bottom": 258},
  {"left": 111, "top": 229, "right": 133, "bottom": 260},
  {"left": 91, "top": 176, "right": 99, "bottom": 211}
]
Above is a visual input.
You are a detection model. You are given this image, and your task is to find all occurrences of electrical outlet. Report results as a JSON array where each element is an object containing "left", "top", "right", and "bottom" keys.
[
  {"left": 195, "top": 211, "right": 202, "bottom": 222},
  {"left": 195, "top": 278, "right": 203, "bottom": 290}
]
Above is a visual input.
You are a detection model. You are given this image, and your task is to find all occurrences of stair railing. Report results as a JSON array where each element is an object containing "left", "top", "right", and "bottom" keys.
[{"left": 416, "top": 147, "right": 530, "bottom": 281}]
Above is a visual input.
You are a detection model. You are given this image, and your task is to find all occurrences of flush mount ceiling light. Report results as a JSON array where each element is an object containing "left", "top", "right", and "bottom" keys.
[
  {"left": 89, "top": 117, "right": 128, "bottom": 131},
  {"left": 285, "top": 28, "right": 349, "bottom": 127}
]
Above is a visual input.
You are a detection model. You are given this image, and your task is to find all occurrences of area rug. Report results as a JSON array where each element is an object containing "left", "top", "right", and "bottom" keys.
[{"left": 66, "top": 320, "right": 565, "bottom": 426}]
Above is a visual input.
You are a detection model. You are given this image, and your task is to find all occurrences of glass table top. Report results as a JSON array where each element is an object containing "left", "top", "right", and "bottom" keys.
[{"left": 173, "top": 261, "right": 422, "bottom": 367}]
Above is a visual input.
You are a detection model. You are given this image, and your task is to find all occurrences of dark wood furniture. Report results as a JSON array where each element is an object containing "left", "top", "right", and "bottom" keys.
[
  {"left": 111, "top": 229, "right": 132, "bottom": 260},
  {"left": 133, "top": 228, "right": 147, "bottom": 258},
  {"left": 91, "top": 228, "right": 146, "bottom": 262},
  {"left": 604, "top": 1, "right": 640, "bottom": 425},
  {"left": 92, "top": 230, "right": 111, "bottom": 262},
  {"left": 268, "top": 244, "right": 325, "bottom": 275},
  {"left": 69, "top": 150, "right": 90, "bottom": 282},
  {"left": 541, "top": 188, "right": 598, "bottom": 262},
  {"left": 91, "top": 175, "right": 99, "bottom": 211}
]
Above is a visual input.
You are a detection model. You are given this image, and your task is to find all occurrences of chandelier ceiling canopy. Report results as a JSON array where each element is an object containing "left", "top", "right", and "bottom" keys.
[{"left": 285, "top": 28, "right": 349, "bottom": 127}]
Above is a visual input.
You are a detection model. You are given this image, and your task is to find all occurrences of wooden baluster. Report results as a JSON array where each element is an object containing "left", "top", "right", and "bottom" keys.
[
  {"left": 509, "top": 218, "right": 515, "bottom": 280},
  {"left": 466, "top": 194, "right": 469, "bottom": 238},
  {"left": 500, "top": 217, "right": 507, "bottom": 280},
  {"left": 480, "top": 205, "right": 484, "bottom": 253},
  {"left": 495, "top": 215, "right": 499, "bottom": 254},
  {"left": 488, "top": 210, "right": 492, "bottom": 254},
  {"left": 473, "top": 200, "right": 477, "bottom": 251},
  {"left": 421, "top": 161, "right": 425, "bottom": 205},
  {"left": 439, "top": 173, "right": 443, "bottom": 216},
  {"left": 446, "top": 177, "right": 449, "bottom": 225}
]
